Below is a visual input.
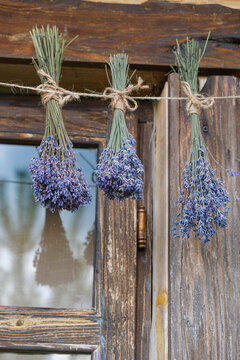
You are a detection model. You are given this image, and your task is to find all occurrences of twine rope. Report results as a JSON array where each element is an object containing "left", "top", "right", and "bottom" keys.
[
  {"left": 37, "top": 69, "right": 80, "bottom": 107},
  {"left": 103, "top": 76, "right": 149, "bottom": 112},
  {"left": 0, "top": 77, "right": 240, "bottom": 109},
  {"left": 181, "top": 81, "right": 215, "bottom": 115}
]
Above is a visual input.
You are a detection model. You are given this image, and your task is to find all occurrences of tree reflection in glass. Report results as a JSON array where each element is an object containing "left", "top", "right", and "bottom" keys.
[
  {"left": 34, "top": 210, "right": 80, "bottom": 287},
  {"left": 0, "top": 144, "right": 97, "bottom": 309}
]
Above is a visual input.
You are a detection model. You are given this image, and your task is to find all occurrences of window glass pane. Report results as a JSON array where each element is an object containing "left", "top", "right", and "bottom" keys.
[
  {"left": 0, "top": 355, "right": 91, "bottom": 360},
  {"left": 0, "top": 144, "right": 97, "bottom": 309}
]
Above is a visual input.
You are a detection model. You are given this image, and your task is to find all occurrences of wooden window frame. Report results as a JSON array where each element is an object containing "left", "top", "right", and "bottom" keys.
[{"left": 0, "top": 95, "right": 143, "bottom": 359}]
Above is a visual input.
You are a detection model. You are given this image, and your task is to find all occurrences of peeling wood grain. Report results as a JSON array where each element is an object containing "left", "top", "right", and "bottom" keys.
[
  {"left": 169, "top": 74, "right": 240, "bottom": 360},
  {"left": 0, "top": 1, "right": 239, "bottom": 70},
  {"left": 0, "top": 309, "right": 101, "bottom": 347}
]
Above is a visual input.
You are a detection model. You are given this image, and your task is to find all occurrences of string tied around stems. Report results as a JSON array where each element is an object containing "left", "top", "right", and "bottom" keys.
[
  {"left": 181, "top": 81, "right": 215, "bottom": 115},
  {"left": 37, "top": 69, "right": 80, "bottom": 107},
  {"left": 103, "top": 76, "right": 149, "bottom": 112}
]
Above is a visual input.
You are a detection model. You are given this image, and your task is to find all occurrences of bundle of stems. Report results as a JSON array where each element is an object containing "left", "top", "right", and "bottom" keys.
[
  {"left": 174, "top": 35, "right": 209, "bottom": 175},
  {"left": 31, "top": 25, "right": 69, "bottom": 153},
  {"left": 107, "top": 54, "right": 131, "bottom": 150},
  {"left": 172, "top": 36, "right": 230, "bottom": 243},
  {"left": 29, "top": 26, "right": 91, "bottom": 212},
  {"left": 96, "top": 54, "right": 144, "bottom": 200}
]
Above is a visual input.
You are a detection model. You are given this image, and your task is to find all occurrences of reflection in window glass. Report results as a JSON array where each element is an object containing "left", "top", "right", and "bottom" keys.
[
  {"left": 0, "top": 354, "right": 91, "bottom": 360},
  {"left": 0, "top": 144, "right": 97, "bottom": 309}
]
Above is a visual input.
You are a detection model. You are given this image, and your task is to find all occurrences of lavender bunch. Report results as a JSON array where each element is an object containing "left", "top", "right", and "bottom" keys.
[
  {"left": 29, "top": 26, "right": 91, "bottom": 212},
  {"left": 172, "top": 36, "right": 230, "bottom": 243},
  {"left": 96, "top": 54, "right": 144, "bottom": 200}
]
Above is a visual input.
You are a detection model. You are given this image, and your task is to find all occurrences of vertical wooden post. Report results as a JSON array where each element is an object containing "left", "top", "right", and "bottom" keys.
[{"left": 151, "top": 82, "right": 169, "bottom": 360}]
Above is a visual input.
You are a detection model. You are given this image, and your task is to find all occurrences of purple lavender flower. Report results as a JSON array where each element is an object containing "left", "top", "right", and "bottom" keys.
[
  {"left": 96, "top": 135, "right": 144, "bottom": 200},
  {"left": 172, "top": 35, "right": 236, "bottom": 243},
  {"left": 226, "top": 169, "right": 239, "bottom": 176},
  {"left": 96, "top": 54, "right": 145, "bottom": 201},
  {"left": 173, "top": 150, "right": 230, "bottom": 243},
  {"left": 29, "top": 136, "right": 91, "bottom": 212}
]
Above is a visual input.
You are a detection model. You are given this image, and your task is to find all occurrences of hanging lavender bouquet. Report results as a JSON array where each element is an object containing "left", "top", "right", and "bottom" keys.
[
  {"left": 29, "top": 26, "right": 91, "bottom": 212},
  {"left": 172, "top": 36, "right": 230, "bottom": 243},
  {"left": 96, "top": 54, "right": 144, "bottom": 201}
]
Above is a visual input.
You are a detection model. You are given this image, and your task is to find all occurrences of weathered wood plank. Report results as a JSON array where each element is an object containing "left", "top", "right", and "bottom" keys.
[
  {"left": 135, "top": 119, "right": 153, "bottom": 360},
  {"left": 100, "top": 114, "right": 138, "bottom": 359},
  {"left": 0, "top": 1, "right": 240, "bottom": 70},
  {"left": 169, "top": 74, "right": 240, "bottom": 360},
  {"left": 0, "top": 308, "right": 101, "bottom": 349},
  {"left": 150, "top": 82, "right": 169, "bottom": 360},
  {"left": 0, "top": 95, "right": 108, "bottom": 143}
]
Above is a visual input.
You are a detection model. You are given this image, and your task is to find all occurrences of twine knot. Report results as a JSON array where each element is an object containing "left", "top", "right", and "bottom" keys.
[
  {"left": 36, "top": 69, "right": 79, "bottom": 107},
  {"left": 181, "top": 81, "right": 215, "bottom": 115},
  {"left": 103, "top": 77, "right": 149, "bottom": 112}
]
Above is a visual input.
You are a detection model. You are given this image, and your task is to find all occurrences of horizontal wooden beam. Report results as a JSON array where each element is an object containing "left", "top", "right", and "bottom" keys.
[
  {"left": 0, "top": 1, "right": 240, "bottom": 70},
  {"left": 0, "top": 94, "right": 152, "bottom": 143},
  {"left": 0, "top": 63, "right": 166, "bottom": 96},
  {"left": 0, "top": 95, "right": 108, "bottom": 144},
  {"left": 0, "top": 308, "right": 101, "bottom": 349}
]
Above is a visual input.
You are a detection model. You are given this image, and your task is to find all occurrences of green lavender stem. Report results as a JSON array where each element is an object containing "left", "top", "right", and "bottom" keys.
[
  {"left": 174, "top": 35, "right": 210, "bottom": 176},
  {"left": 107, "top": 54, "right": 132, "bottom": 151},
  {"left": 30, "top": 25, "right": 70, "bottom": 157}
]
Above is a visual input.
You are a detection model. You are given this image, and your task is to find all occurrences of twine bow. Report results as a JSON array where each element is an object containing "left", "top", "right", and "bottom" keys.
[
  {"left": 103, "top": 77, "right": 149, "bottom": 112},
  {"left": 181, "top": 81, "right": 215, "bottom": 115},
  {"left": 37, "top": 69, "right": 80, "bottom": 107}
]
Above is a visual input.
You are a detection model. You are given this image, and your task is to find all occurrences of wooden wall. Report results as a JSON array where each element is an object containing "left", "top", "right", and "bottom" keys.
[{"left": 169, "top": 73, "right": 240, "bottom": 359}]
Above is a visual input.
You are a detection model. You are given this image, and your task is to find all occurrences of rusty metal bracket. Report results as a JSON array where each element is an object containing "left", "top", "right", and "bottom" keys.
[{"left": 137, "top": 206, "right": 147, "bottom": 250}]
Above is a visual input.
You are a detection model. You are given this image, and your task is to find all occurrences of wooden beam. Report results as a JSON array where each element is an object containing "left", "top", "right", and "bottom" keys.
[
  {"left": 0, "top": 1, "right": 240, "bottom": 70},
  {"left": 0, "top": 95, "right": 108, "bottom": 144},
  {"left": 0, "top": 63, "right": 165, "bottom": 96}
]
